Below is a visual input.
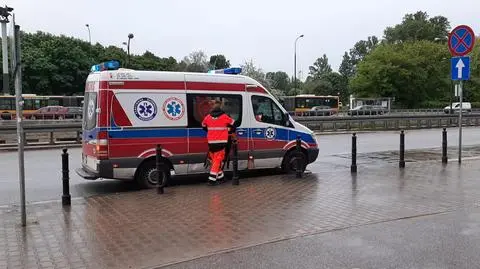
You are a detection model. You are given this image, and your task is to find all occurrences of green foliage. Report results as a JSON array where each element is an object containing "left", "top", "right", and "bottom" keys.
[
  {"left": 308, "top": 54, "right": 332, "bottom": 79},
  {"left": 350, "top": 40, "right": 451, "bottom": 108},
  {"left": 209, "top": 55, "right": 230, "bottom": 69},
  {"left": 266, "top": 71, "right": 290, "bottom": 95},
  {"left": 384, "top": 11, "right": 450, "bottom": 43},
  {"left": 1, "top": 32, "right": 235, "bottom": 95},
  {"left": 304, "top": 72, "right": 348, "bottom": 102}
]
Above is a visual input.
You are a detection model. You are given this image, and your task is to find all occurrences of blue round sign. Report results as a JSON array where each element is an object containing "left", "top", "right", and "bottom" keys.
[
  {"left": 448, "top": 25, "right": 475, "bottom": 56},
  {"left": 134, "top": 97, "right": 157, "bottom": 121}
]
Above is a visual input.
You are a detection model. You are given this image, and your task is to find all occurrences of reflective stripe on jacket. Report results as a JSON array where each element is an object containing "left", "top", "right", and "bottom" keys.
[{"left": 202, "top": 113, "right": 235, "bottom": 144}]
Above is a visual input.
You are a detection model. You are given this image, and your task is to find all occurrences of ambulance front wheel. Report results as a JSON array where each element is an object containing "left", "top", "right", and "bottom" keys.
[
  {"left": 282, "top": 150, "right": 307, "bottom": 174},
  {"left": 135, "top": 160, "right": 169, "bottom": 189}
]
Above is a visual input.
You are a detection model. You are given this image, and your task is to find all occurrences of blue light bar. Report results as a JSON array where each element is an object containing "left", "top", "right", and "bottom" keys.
[
  {"left": 207, "top": 67, "right": 242, "bottom": 75},
  {"left": 90, "top": 60, "right": 121, "bottom": 72}
]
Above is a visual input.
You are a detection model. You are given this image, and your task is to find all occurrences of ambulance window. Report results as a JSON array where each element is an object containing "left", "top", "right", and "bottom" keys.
[
  {"left": 252, "top": 95, "right": 286, "bottom": 126},
  {"left": 186, "top": 94, "right": 242, "bottom": 128},
  {"left": 83, "top": 92, "right": 97, "bottom": 130}
]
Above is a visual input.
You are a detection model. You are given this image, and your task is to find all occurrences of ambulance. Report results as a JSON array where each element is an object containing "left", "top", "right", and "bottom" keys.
[{"left": 75, "top": 60, "right": 319, "bottom": 188}]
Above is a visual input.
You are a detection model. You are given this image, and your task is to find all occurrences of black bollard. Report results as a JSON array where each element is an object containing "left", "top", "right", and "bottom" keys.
[
  {"left": 232, "top": 137, "right": 239, "bottom": 185},
  {"left": 351, "top": 133, "right": 357, "bottom": 173},
  {"left": 156, "top": 144, "right": 165, "bottom": 194},
  {"left": 442, "top": 128, "right": 448, "bottom": 164},
  {"left": 399, "top": 130, "right": 405, "bottom": 168},
  {"left": 61, "top": 148, "right": 71, "bottom": 206},
  {"left": 296, "top": 135, "right": 303, "bottom": 178}
]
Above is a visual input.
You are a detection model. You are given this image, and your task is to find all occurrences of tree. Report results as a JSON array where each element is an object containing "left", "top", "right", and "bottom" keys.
[
  {"left": 339, "top": 52, "right": 354, "bottom": 78},
  {"left": 266, "top": 71, "right": 290, "bottom": 95},
  {"left": 308, "top": 54, "right": 332, "bottom": 79},
  {"left": 384, "top": 11, "right": 450, "bottom": 43},
  {"left": 240, "top": 60, "right": 284, "bottom": 100},
  {"left": 304, "top": 72, "right": 348, "bottom": 101},
  {"left": 209, "top": 54, "right": 230, "bottom": 69},
  {"left": 179, "top": 50, "right": 209, "bottom": 72},
  {"left": 350, "top": 40, "right": 451, "bottom": 108}
]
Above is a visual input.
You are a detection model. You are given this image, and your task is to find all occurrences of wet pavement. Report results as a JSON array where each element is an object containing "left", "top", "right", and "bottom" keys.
[
  {"left": 2, "top": 157, "right": 480, "bottom": 268},
  {"left": 165, "top": 207, "right": 480, "bottom": 269},
  {"left": 1, "top": 127, "right": 480, "bottom": 206}
]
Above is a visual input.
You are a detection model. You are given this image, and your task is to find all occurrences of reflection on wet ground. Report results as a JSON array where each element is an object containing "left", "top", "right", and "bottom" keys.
[{"left": 2, "top": 157, "right": 480, "bottom": 268}]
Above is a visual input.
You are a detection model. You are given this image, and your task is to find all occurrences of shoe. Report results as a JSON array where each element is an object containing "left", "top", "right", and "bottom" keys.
[{"left": 207, "top": 180, "right": 220, "bottom": 186}]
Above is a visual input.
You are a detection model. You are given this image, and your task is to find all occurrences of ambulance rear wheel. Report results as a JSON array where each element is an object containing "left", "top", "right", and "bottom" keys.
[
  {"left": 135, "top": 160, "right": 168, "bottom": 189},
  {"left": 282, "top": 150, "right": 307, "bottom": 174}
]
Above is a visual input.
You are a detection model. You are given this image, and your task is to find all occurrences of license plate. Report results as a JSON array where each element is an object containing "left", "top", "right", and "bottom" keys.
[{"left": 84, "top": 155, "right": 97, "bottom": 171}]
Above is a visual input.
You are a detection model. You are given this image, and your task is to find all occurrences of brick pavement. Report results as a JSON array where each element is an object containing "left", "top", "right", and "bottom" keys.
[{"left": 2, "top": 157, "right": 480, "bottom": 269}]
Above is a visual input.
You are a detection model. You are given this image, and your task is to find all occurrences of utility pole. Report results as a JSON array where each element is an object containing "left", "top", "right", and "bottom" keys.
[
  {"left": 294, "top": 34, "right": 304, "bottom": 92},
  {"left": 85, "top": 24, "right": 91, "bottom": 44},
  {"left": 0, "top": 5, "right": 13, "bottom": 95},
  {"left": 126, "top": 33, "right": 134, "bottom": 67}
]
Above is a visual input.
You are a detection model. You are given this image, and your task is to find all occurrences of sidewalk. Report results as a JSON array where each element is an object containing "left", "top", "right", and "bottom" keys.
[{"left": 2, "top": 158, "right": 480, "bottom": 269}]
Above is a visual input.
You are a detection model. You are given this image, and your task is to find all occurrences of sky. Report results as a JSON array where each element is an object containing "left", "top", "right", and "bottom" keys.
[{"left": 4, "top": 0, "right": 480, "bottom": 80}]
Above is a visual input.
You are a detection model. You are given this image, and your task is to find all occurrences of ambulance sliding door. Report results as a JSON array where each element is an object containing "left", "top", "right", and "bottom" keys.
[{"left": 185, "top": 92, "right": 249, "bottom": 173}]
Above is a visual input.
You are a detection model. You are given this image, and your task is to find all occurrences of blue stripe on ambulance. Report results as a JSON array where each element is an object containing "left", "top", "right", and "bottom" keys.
[{"left": 101, "top": 127, "right": 315, "bottom": 144}]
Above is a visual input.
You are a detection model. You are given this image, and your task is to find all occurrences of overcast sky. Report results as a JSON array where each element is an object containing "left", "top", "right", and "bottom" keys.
[{"left": 4, "top": 0, "right": 480, "bottom": 79}]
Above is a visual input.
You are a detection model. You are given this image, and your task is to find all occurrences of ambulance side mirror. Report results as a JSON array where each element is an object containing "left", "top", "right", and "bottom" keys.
[{"left": 284, "top": 112, "right": 292, "bottom": 127}]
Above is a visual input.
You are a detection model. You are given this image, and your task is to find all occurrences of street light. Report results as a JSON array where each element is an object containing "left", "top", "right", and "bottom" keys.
[
  {"left": 294, "top": 34, "right": 304, "bottom": 91},
  {"left": 85, "top": 24, "right": 91, "bottom": 44},
  {"left": 126, "top": 33, "right": 134, "bottom": 67}
]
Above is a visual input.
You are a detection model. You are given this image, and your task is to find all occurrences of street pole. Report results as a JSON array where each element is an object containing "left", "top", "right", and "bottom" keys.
[
  {"left": 126, "top": 33, "right": 134, "bottom": 67},
  {"left": 458, "top": 80, "right": 463, "bottom": 163},
  {"left": 1, "top": 21, "right": 8, "bottom": 95},
  {"left": 0, "top": 5, "right": 13, "bottom": 95},
  {"left": 85, "top": 24, "right": 91, "bottom": 44},
  {"left": 14, "top": 24, "right": 26, "bottom": 226},
  {"left": 294, "top": 34, "right": 303, "bottom": 92}
]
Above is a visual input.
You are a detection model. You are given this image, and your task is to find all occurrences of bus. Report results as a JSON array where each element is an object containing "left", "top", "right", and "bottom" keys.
[
  {"left": 281, "top": 95, "right": 340, "bottom": 116},
  {"left": 0, "top": 94, "right": 84, "bottom": 120}
]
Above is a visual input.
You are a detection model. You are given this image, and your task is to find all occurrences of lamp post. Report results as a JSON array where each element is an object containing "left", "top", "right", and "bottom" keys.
[
  {"left": 85, "top": 24, "right": 91, "bottom": 44},
  {"left": 294, "top": 34, "right": 304, "bottom": 91},
  {"left": 0, "top": 5, "right": 13, "bottom": 95},
  {"left": 126, "top": 33, "right": 134, "bottom": 67}
]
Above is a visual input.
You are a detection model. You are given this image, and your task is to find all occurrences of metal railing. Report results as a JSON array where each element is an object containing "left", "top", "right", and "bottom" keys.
[
  {"left": 294, "top": 113, "right": 480, "bottom": 132},
  {"left": 289, "top": 108, "right": 480, "bottom": 117},
  {"left": 0, "top": 114, "right": 479, "bottom": 146}
]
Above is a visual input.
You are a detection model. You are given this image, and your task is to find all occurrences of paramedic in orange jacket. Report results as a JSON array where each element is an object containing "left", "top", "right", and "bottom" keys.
[{"left": 202, "top": 100, "right": 235, "bottom": 185}]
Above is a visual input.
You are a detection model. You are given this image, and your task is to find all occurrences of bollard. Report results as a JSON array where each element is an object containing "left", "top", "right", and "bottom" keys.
[
  {"left": 156, "top": 144, "right": 165, "bottom": 194},
  {"left": 442, "top": 128, "right": 448, "bottom": 164},
  {"left": 351, "top": 133, "right": 357, "bottom": 173},
  {"left": 399, "top": 130, "right": 405, "bottom": 168},
  {"left": 296, "top": 135, "right": 303, "bottom": 178},
  {"left": 61, "top": 148, "right": 71, "bottom": 206},
  {"left": 232, "top": 137, "right": 239, "bottom": 185}
]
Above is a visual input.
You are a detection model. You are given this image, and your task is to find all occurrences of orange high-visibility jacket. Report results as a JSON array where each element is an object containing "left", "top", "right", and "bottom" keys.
[{"left": 202, "top": 111, "right": 235, "bottom": 144}]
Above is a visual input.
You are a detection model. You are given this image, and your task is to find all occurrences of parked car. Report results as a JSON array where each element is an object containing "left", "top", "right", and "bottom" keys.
[
  {"left": 310, "top": 105, "right": 336, "bottom": 116},
  {"left": 27, "top": 106, "right": 68, "bottom": 120},
  {"left": 64, "top": 107, "right": 83, "bottom": 119},
  {"left": 348, "top": 105, "right": 388, "bottom": 116},
  {"left": 444, "top": 102, "right": 472, "bottom": 114}
]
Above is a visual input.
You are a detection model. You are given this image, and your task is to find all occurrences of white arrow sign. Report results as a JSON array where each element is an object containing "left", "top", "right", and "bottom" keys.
[{"left": 456, "top": 58, "right": 465, "bottom": 79}]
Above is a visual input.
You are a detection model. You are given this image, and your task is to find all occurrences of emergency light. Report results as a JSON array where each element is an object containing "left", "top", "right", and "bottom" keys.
[
  {"left": 208, "top": 67, "right": 242, "bottom": 75},
  {"left": 90, "top": 60, "right": 121, "bottom": 72}
]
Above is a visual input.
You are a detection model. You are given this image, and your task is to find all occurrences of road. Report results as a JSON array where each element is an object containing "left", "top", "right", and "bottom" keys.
[
  {"left": 1, "top": 126, "right": 479, "bottom": 206},
  {"left": 163, "top": 207, "right": 480, "bottom": 269}
]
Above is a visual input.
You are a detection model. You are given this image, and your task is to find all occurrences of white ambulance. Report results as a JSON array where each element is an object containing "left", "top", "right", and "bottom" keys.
[{"left": 76, "top": 61, "right": 319, "bottom": 188}]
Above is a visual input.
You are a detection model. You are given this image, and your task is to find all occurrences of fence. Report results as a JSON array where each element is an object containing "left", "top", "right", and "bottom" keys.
[{"left": 1, "top": 114, "right": 480, "bottom": 146}]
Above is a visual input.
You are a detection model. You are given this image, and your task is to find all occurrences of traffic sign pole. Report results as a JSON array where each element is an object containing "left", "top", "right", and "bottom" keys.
[
  {"left": 448, "top": 25, "right": 475, "bottom": 164},
  {"left": 458, "top": 80, "right": 463, "bottom": 163}
]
